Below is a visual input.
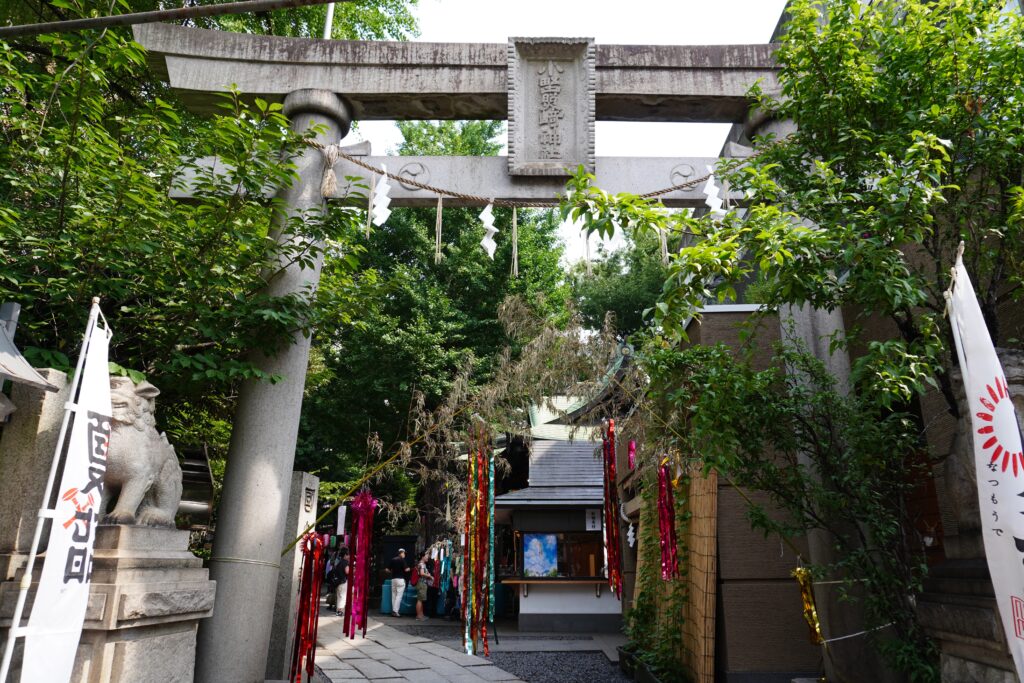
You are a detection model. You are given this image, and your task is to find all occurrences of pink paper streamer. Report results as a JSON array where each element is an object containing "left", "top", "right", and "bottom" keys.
[
  {"left": 344, "top": 489, "right": 377, "bottom": 638},
  {"left": 657, "top": 462, "right": 680, "bottom": 580}
]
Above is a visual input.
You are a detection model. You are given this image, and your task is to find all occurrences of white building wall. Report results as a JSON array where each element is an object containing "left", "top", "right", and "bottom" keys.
[{"left": 518, "top": 583, "right": 621, "bottom": 614}]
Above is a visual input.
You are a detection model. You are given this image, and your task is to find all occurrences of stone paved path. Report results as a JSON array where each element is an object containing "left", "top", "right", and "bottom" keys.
[{"left": 313, "top": 610, "right": 524, "bottom": 682}]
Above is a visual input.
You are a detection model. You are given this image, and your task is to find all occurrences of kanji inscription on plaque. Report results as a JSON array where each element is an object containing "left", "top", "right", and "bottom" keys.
[{"left": 508, "top": 37, "right": 595, "bottom": 176}]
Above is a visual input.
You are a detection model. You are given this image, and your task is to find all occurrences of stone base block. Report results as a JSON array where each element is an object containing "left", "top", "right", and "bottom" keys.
[
  {"left": 941, "top": 653, "right": 1018, "bottom": 683},
  {"left": 0, "top": 525, "right": 215, "bottom": 682}
]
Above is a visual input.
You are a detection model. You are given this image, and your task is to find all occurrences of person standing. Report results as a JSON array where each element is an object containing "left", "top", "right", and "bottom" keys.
[
  {"left": 324, "top": 550, "right": 338, "bottom": 610},
  {"left": 387, "top": 548, "right": 410, "bottom": 617},
  {"left": 330, "top": 547, "right": 350, "bottom": 616},
  {"left": 415, "top": 551, "right": 433, "bottom": 621},
  {"left": 425, "top": 555, "right": 439, "bottom": 618}
]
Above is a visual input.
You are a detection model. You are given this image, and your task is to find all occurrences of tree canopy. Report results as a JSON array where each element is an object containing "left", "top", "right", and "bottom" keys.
[
  {"left": 295, "top": 120, "right": 570, "bottom": 502},
  {"left": 0, "top": 0, "right": 417, "bottom": 462},
  {"left": 571, "top": 231, "right": 669, "bottom": 337}
]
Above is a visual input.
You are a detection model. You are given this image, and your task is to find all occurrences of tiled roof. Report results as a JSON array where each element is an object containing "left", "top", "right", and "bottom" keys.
[
  {"left": 494, "top": 486, "right": 603, "bottom": 507},
  {"left": 496, "top": 439, "right": 603, "bottom": 508}
]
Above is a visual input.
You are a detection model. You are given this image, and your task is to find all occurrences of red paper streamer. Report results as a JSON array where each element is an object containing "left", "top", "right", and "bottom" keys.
[
  {"left": 343, "top": 489, "right": 377, "bottom": 638},
  {"left": 657, "top": 462, "right": 680, "bottom": 580},
  {"left": 290, "top": 532, "right": 325, "bottom": 683},
  {"left": 602, "top": 420, "right": 623, "bottom": 597}
]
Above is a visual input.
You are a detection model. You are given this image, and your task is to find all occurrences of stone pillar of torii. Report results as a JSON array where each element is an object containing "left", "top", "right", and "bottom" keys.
[
  {"left": 133, "top": 23, "right": 779, "bottom": 682},
  {"left": 193, "top": 89, "right": 351, "bottom": 683}
]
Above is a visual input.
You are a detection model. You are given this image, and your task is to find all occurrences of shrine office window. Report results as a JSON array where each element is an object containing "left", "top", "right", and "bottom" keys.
[{"left": 521, "top": 532, "right": 604, "bottom": 579}]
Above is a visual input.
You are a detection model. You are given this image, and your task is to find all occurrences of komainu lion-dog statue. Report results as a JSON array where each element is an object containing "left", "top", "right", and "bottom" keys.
[{"left": 103, "top": 376, "right": 183, "bottom": 527}]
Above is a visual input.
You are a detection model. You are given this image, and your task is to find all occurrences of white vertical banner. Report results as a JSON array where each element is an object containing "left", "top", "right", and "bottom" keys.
[
  {"left": 947, "top": 248, "right": 1024, "bottom": 678},
  {"left": 20, "top": 306, "right": 112, "bottom": 683}
]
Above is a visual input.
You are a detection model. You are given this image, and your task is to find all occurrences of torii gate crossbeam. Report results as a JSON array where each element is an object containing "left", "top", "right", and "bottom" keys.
[{"left": 135, "top": 23, "right": 778, "bottom": 122}]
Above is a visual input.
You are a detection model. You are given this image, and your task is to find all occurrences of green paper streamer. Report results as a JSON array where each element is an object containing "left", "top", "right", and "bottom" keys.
[
  {"left": 464, "top": 447, "right": 473, "bottom": 655},
  {"left": 488, "top": 448, "right": 495, "bottom": 623}
]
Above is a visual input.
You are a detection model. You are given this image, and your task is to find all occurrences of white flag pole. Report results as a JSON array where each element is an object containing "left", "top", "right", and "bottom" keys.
[{"left": 0, "top": 299, "right": 101, "bottom": 683}]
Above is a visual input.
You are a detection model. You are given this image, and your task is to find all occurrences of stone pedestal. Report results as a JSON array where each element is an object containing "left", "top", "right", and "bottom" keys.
[
  {"left": 265, "top": 471, "right": 319, "bottom": 681},
  {"left": 918, "top": 560, "right": 1019, "bottom": 683},
  {"left": 0, "top": 525, "right": 215, "bottom": 682},
  {"left": 0, "top": 368, "right": 70, "bottom": 580}
]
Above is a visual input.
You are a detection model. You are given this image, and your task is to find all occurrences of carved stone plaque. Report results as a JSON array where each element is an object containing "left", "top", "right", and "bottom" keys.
[{"left": 508, "top": 37, "right": 595, "bottom": 176}]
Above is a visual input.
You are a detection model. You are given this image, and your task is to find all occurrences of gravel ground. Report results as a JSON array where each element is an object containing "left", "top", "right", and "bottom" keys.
[{"left": 488, "top": 651, "right": 630, "bottom": 683}]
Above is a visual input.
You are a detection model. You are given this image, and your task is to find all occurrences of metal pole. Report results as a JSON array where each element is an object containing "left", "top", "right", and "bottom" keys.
[
  {"left": 321, "top": 2, "right": 335, "bottom": 40},
  {"left": 0, "top": 301, "right": 98, "bottom": 683},
  {"left": 0, "top": 0, "right": 348, "bottom": 39}
]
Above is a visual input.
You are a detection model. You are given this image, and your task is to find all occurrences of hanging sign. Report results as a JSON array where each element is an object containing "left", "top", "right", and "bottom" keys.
[
  {"left": 585, "top": 508, "right": 602, "bottom": 531},
  {"left": 22, "top": 303, "right": 112, "bottom": 683},
  {"left": 337, "top": 503, "right": 347, "bottom": 537},
  {"left": 946, "top": 246, "right": 1024, "bottom": 679}
]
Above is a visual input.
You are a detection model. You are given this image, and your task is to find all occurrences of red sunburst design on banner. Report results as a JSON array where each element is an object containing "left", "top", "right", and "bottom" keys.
[{"left": 977, "top": 375, "right": 1022, "bottom": 476}]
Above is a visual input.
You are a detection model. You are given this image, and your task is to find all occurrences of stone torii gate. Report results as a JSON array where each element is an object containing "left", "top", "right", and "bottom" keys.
[{"left": 133, "top": 22, "right": 777, "bottom": 683}]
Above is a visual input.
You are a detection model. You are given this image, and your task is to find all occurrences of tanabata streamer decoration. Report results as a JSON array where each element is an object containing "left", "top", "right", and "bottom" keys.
[
  {"left": 792, "top": 567, "right": 824, "bottom": 645},
  {"left": 479, "top": 203, "right": 498, "bottom": 259},
  {"left": 463, "top": 426, "right": 495, "bottom": 655},
  {"left": 657, "top": 461, "right": 680, "bottom": 580},
  {"left": 290, "top": 532, "right": 326, "bottom": 683},
  {"left": 628, "top": 439, "right": 636, "bottom": 470},
  {"left": 440, "top": 539, "right": 453, "bottom": 594},
  {"left": 343, "top": 489, "right": 377, "bottom": 639},
  {"left": 602, "top": 419, "right": 624, "bottom": 597},
  {"left": 488, "top": 446, "right": 496, "bottom": 623}
]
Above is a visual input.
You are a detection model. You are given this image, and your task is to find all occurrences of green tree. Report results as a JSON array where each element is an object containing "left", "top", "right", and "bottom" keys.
[
  {"left": 0, "top": 0, "right": 417, "bottom": 465},
  {"left": 567, "top": 0, "right": 1024, "bottom": 411},
  {"left": 571, "top": 231, "right": 669, "bottom": 337},
  {"left": 0, "top": 25, "right": 363, "bottom": 388}
]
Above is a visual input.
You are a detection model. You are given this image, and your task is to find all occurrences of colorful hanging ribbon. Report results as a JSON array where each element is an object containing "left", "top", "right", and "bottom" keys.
[
  {"left": 343, "top": 488, "right": 377, "bottom": 639},
  {"left": 440, "top": 539, "right": 453, "bottom": 594},
  {"left": 657, "top": 461, "right": 680, "bottom": 580},
  {"left": 488, "top": 448, "right": 496, "bottom": 624},
  {"left": 602, "top": 420, "right": 623, "bottom": 597},
  {"left": 463, "top": 425, "right": 494, "bottom": 655},
  {"left": 289, "top": 532, "right": 326, "bottom": 683},
  {"left": 793, "top": 567, "right": 824, "bottom": 645}
]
